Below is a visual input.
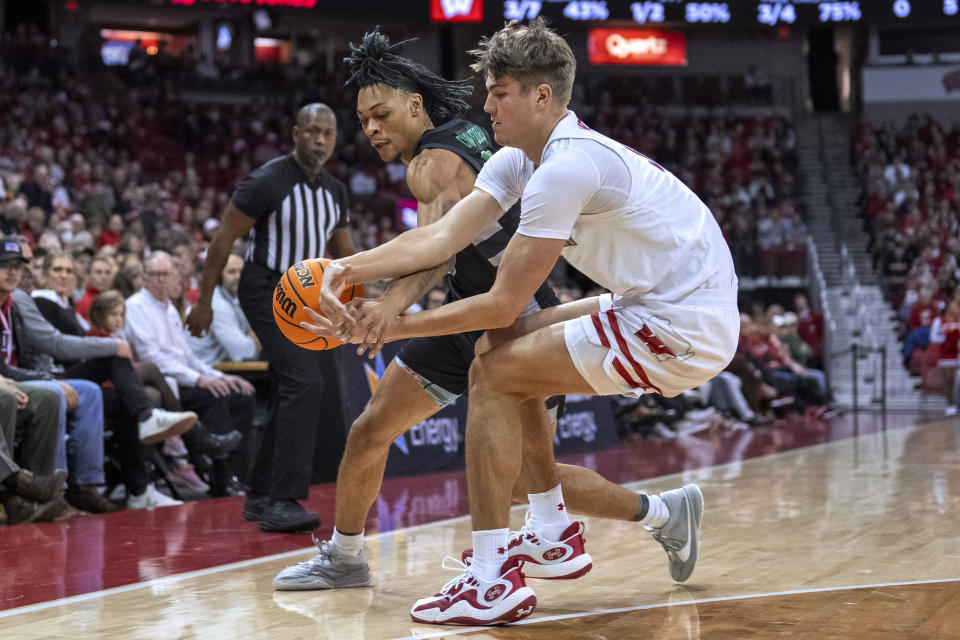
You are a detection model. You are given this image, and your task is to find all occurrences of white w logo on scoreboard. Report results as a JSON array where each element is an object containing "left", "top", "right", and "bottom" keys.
[{"left": 441, "top": 0, "right": 475, "bottom": 17}]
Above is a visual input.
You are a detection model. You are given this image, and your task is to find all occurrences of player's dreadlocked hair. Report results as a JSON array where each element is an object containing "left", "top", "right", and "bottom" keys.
[{"left": 344, "top": 28, "right": 472, "bottom": 125}]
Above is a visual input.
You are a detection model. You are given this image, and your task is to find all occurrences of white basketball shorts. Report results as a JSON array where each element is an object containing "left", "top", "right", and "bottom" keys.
[{"left": 563, "top": 292, "right": 740, "bottom": 398}]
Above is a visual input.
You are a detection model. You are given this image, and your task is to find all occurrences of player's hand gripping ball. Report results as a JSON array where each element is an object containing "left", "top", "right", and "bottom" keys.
[{"left": 273, "top": 258, "right": 363, "bottom": 350}]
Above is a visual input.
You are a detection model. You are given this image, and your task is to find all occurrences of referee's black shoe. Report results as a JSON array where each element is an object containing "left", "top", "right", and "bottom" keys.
[
  {"left": 242, "top": 492, "right": 270, "bottom": 521},
  {"left": 259, "top": 499, "right": 321, "bottom": 533}
]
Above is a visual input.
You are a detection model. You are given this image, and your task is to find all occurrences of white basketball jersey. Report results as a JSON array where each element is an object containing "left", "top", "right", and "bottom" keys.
[{"left": 475, "top": 111, "right": 737, "bottom": 305}]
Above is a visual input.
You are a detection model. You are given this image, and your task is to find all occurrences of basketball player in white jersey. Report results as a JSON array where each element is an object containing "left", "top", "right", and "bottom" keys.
[{"left": 306, "top": 19, "right": 739, "bottom": 625}]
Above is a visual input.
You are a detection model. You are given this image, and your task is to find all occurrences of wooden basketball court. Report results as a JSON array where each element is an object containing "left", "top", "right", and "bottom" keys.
[{"left": 2, "top": 412, "right": 958, "bottom": 639}]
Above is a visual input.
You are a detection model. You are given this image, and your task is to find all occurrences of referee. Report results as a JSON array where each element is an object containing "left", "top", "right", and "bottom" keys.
[{"left": 187, "top": 103, "right": 356, "bottom": 533}]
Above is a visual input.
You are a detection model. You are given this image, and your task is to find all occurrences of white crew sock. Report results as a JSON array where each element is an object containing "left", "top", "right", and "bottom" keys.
[
  {"left": 638, "top": 493, "right": 670, "bottom": 528},
  {"left": 332, "top": 528, "right": 364, "bottom": 557},
  {"left": 471, "top": 528, "right": 509, "bottom": 582},
  {"left": 527, "top": 484, "right": 572, "bottom": 541}
]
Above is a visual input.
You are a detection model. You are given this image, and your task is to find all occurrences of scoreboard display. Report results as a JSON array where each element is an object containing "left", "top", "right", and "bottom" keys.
[{"left": 501, "top": 0, "right": 960, "bottom": 27}]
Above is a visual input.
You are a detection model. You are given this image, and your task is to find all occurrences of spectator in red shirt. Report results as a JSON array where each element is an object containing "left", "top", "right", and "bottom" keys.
[
  {"left": 903, "top": 287, "right": 939, "bottom": 367},
  {"left": 75, "top": 255, "right": 116, "bottom": 321},
  {"left": 96, "top": 214, "right": 124, "bottom": 249},
  {"left": 930, "top": 297, "right": 960, "bottom": 413},
  {"left": 908, "top": 287, "right": 939, "bottom": 332},
  {"left": 741, "top": 315, "right": 830, "bottom": 407},
  {"left": 793, "top": 294, "right": 823, "bottom": 367}
]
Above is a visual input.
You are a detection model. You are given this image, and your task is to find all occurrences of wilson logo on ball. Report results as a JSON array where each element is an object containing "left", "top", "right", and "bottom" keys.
[
  {"left": 272, "top": 258, "right": 364, "bottom": 351},
  {"left": 274, "top": 282, "right": 297, "bottom": 319}
]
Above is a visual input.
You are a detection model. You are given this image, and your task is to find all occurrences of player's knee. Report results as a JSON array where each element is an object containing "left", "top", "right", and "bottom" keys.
[
  {"left": 345, "top": 410, "right": 396, "bottom": 457},
  {"left": 467, "top": 353, "right": 521, "bottom": 397}
]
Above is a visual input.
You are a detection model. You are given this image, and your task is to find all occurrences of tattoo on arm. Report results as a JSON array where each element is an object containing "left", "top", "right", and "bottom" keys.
[{"left": 383, "top": 259, "right": 452, "bottom": 308}]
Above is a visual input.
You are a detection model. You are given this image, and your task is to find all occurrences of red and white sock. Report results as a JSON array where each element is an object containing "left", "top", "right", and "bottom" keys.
[
  {"left": 471, "top": 528, "right": 509, "bottom": 582},
  {"left": 528, "top": 484, "right": 572, "bottom": 541}
]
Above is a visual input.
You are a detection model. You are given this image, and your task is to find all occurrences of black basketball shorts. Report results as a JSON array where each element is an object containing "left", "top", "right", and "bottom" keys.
[{"left": 396, "top": 331, "right": 565, "bottom": 420}]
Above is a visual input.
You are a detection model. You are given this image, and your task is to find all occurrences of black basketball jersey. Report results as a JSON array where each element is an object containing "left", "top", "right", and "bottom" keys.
[{"left": 414, "top": 120, "right": 558, "bottom": 310}]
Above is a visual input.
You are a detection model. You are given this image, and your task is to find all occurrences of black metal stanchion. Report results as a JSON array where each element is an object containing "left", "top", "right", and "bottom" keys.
[
  {"left": 880, "top": 345, "right": 887, "bottom": 414},
  {"left": 851, "top": 343, "right": 859, "bottom": 413}
]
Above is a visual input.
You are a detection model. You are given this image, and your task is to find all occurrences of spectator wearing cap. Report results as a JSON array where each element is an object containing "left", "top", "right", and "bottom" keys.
[
  {"left": 0, "top": 237, "right": 118, "bottom": 513},
  {"left": 187, "top": 254, "right": 259, "bottom": 366},
  {"left": 14, "top": 241, "right": 204, "bottom": 509}
]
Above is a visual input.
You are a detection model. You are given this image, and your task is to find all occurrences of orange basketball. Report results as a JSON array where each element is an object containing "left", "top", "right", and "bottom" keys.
[{"left": 273, "top": 258, "right": 364, "bottom": 350}]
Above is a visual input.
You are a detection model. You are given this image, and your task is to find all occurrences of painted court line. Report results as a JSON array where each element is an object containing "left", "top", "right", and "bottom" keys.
[
  {"left": 391, "top": 577, "right": 960, "bottom": 640},
  {"left": 0, "top": 513, "right": 476, "bottom": 619},
  {"left": 0, "top": 431, "right": 916, "bottom": 620}
]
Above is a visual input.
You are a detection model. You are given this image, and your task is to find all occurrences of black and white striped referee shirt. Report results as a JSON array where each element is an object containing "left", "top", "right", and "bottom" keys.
[{"left": 231, "top": 153, "right": 350, "bottom": 273}]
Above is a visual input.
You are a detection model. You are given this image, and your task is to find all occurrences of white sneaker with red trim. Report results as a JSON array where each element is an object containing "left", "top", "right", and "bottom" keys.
[
  {"left": 409, "top": 556, "right": 536, "bottom": 626},
  {"left": 462, "top": 514, "right": 593, "bottom": 580}
]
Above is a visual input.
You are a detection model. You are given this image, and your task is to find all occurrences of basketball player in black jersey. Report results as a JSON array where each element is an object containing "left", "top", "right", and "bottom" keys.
[{"left": 272, "top": 29, "right": 652, "bottom": 590}]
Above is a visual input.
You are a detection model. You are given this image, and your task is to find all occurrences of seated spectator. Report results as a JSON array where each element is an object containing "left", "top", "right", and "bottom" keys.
[
  {"left": 725, "top": 350, "right": 780, "bottom": 414},
  {"left": 13, "top": 243, "right": 193, "bottom": 509},
  {"left": 187, "top": 254, "right": 259, "bottom": 366},
  {"left": 75, "top": 254, "right": 116, "bottom": 321},
  {"left": 19, "top": 207, "right": 46, "bottom": 249},
  {"left": 0, "top": 374, "right": 69, "bottom": 524},
  {"left": 89, "top": 289, "right": 236, "bottom": 494},
  {"left": 701, "top": 371, "right": 773, "bottom": 427},
  {"left": 18, "top": 164, "right": 53, "bottom": 217},
  {"left": 30, "top": 249, "right": 200, "bottom": 429},
  {"left": 777, "top": 312, "right": 813, "bottom": 367},
  {"left": 112, "top": 261, "right": 143, "bottom": 299},
  {"left": 793, "top": 294, "right": 823, "bottom": 368},
  {"left": 930, "top": 298, "right": 960, "bottom": 414},
  {"left": 739, "top": 313, "right": 830, "bottom": 409},
  {"left": 0, "top": 238, "right": 117, "bottom": 513},
  {"left": 124, "top": 252, "right": 256, "bottom": 493},
  {"left": 97, "top": 214, "right": 125, "bottom": 249},
  {"left": 902, "top": 287, "right": 939, "bottom": 368}
]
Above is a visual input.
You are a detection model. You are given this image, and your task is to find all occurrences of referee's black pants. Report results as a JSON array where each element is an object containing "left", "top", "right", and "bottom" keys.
[{"left": 238, "top": 260, "right": 347, "bottom": 502}]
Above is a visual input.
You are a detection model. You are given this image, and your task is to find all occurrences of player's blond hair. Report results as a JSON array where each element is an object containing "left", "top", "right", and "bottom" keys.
[{"left": 469, "top": 18, "right": 576, "bottom": 107}]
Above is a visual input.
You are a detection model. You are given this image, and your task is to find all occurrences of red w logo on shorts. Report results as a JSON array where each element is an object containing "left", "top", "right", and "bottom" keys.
[{"left": 635, "top": 325, "right": 676, "bottom": 358}]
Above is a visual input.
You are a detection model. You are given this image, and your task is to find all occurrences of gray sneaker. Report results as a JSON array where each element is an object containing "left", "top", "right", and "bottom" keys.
[
  {"left": 647, "top": 484, "right": 703, "bottom": 582},
  {"left": 273, "top": 538, "right": 373, "bottom": 591}
]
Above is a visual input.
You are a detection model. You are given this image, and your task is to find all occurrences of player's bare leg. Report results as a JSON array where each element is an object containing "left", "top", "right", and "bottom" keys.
[
  {"left": 465, "top": 324, "right": 594, "bottom": 532},
  {"left": 415, "top": 322, "right": 704, "bottom": 622},
  {"left": 513, "top": 397, "right": 640, "bottom": 521},
  {"left": 333, "top": 362, "right": 441, "bottom": 533},
  {"left": 274, "top": 361, "right": 441, "bottom": 590}
]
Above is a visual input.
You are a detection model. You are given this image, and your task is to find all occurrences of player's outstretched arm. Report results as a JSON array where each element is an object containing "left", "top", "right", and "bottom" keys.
[
  {"left": 316, "top": 188, "right": 504, "bottom": 325},
  {"left": 475, "top": 296, "right": 604, "bottom": 357},
  {"left": 373, "top": 233, "right": 567, "bottom": 344},
  {"left": 348, "top": 149, "right": 465, "bottom": 356}
]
